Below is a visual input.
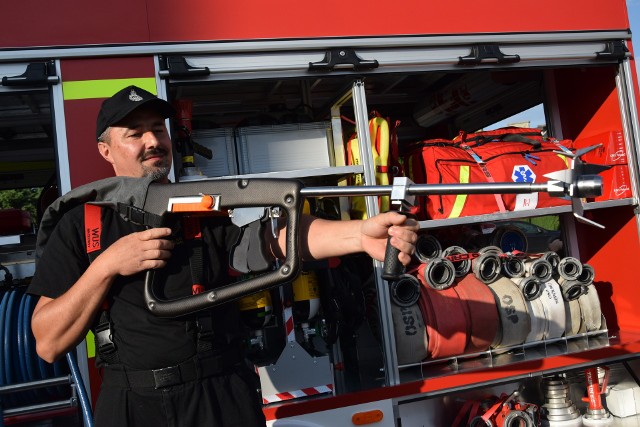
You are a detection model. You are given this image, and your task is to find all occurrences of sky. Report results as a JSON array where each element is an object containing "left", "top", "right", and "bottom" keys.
[{"left": 487, "top": 0, "right": 639, "bottom": 130}]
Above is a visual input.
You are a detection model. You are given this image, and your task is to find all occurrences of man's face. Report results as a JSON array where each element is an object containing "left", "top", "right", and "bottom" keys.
[{"left": 98, "top": 107, "right": 173, "bottom": 182}]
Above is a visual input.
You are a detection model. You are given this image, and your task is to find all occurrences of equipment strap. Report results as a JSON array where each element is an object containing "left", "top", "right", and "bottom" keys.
[
  {"left": 115, "top": 202, "right": 164, "bottom": 228},
  {"left": 459, "top": 143, "right": 507, "bottom": 213},
  {"left": 84, "top": 204, "right": 121, "bottom": 364},
  {"left": 85, "top": 205, "right": 217, "bottom": 364}
]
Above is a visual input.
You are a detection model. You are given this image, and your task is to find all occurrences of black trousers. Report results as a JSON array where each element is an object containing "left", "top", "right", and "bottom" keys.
[{"left": 93, "top": 365, "right": 266, "bottom": 427}]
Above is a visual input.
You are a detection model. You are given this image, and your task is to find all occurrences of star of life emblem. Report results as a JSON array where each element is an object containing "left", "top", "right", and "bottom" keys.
[
  {"left": 512, "top": 164, "right": 538, "bottom": 210},
  {"left": 512, "top": 165, "right": 536, "bottom": 183},
  {"left": 129, "top": 89, "right": 143, "bottom": 102}
]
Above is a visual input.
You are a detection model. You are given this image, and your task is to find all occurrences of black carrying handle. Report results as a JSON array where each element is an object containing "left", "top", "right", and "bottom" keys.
[
  {"left": 142, "top": 178, "right": 303, "bottom": 317},
  {"left": 381, "top": 211, "right": 410, "bottom": 281}
]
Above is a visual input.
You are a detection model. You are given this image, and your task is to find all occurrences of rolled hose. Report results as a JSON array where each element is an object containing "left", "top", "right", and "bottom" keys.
[
  {"left": 490, "top": 225, "right": 528, "bottom": 253},
  {"left": 391, "top": 303, "right": 428, "bottom": 364},
  {"left": 556, "top": 257, "right": 583, "bottom": 281},
  {"left": 472, "top": 253, "right": 502, "bottom": 284},
  {"left": 442, "top": 246, "right": 471, "bottom": 278},
  {"left": 418, "top": 257, "right": 456, "bottom": 290},
  {"left": 524, "top": 258, "right": 553, "bottom": 282},
  {"left": 577, "top": 284, "right": 603, "bottom": 332},
  {"left": 415, "top": 234, "right": 442, "bottom": 263},
  {"left": 576, "top": 263, "right": 595, "bottom": 285},
  {"left": 538, "top": 280, "right": 567, "bottom": 339},
  {"left": 488, "top": 277, "right": 531, "bottom": 348},
  {"left": 511, "top": 276, "right": 544, "bottom": 301},
  {"left": 389, "top": 274, "right": 422, "bottom": 307},
  {"left": 479, "top": 246, "right": 504, "bottom": 255},
  {"left": 564, "top": 298, "right": 583, "bottom": 335},
  {"left": 540, "top": 251, "right": 560, "bottom": 271},
  {"left": 501, "top": 256, "right": 526, "bottom": 279},
  {"left": 454, "top": 274, "right": 500, "bottom": 353},
  {"left": 524, "top": 296, "right": 548, "bottom": 342},
  {"left": 559, "top": 279, "right": 587, "bottom": 301},
  {"left": 417, "top": 278, "right": 468, "bottom": 359}
]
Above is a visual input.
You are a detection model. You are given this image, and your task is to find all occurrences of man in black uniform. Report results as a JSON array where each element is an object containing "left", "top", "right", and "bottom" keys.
[{"left": 28, "top": 86, "right": 418, "bottom": 427}]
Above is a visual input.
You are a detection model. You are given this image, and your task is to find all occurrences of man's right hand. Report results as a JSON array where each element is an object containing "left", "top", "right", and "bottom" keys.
[
  {"left": 100, "top": 227, "right": 175, "bottom": 276},
  {"left": 32, "top": 227, "right": 174, "bottom": 362}
]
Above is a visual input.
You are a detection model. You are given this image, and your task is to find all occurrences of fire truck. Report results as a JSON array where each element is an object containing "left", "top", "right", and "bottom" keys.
[{"left": 1, "top": 0, "right": 640, "bottom": 425}]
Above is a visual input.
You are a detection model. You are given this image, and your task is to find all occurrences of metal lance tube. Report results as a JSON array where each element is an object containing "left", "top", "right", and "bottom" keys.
[{"left": 300, "top": 179, "right": 603, "bottom": 199}]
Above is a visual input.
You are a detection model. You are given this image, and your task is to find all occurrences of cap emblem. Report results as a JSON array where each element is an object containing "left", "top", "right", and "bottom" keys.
[{"left": 129, "top": 89, "right": 143, "bottom": 102}]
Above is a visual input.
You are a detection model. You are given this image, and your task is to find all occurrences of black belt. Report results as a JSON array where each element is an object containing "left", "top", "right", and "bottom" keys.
[{"left": 102, "top": 347, "right": 242, "bottom": 389}]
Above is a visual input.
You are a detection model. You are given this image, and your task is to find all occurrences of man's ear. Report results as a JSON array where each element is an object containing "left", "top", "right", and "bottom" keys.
[{"left": 97, "top": 141, "right": 115, "bottom": 165}]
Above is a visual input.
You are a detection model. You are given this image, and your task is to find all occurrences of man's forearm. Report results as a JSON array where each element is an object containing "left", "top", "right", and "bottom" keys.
[
  {"left": 32, "top": 260, "right": 115, "bottom": 362},
  {"left": 271, "top": 215, "right": 364, "bottom": 261}
]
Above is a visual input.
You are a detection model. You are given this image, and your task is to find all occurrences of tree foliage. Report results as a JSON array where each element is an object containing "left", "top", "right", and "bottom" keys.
[{"left": 0, "top": 188, "right": 41, "bottom": 221}]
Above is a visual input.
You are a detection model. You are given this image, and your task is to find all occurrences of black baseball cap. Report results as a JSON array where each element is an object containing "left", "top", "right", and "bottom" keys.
[{"left": 96, "top": 85, "right": 176, "bottom": 140}]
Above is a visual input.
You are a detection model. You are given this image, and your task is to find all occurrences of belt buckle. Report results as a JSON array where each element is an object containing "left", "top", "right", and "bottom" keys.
[{"left": 152, "top": 365, "right": 181, "bottom": 389}]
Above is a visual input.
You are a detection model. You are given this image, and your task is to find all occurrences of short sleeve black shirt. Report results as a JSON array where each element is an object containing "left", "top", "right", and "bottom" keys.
[{"left": 28, "top": 204, "right": 243, "bottom": 370}]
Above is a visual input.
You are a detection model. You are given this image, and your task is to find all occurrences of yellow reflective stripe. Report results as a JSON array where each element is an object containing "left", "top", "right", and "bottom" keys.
[
  {"left": 557, "top": 153, "right": 570, "bottom": 168},
  {"left": 86, "top": 330, "right": 96, "bottom": 358},
  {"left": 448, "top": 165, "right": 469, "bottom": 218},
  {"left": 62, "top": 77, "right": 158, "bottom": 100}
]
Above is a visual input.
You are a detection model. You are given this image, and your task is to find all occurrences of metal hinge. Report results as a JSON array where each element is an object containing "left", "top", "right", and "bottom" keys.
[
  {"left": 308, "top": 48, "right": 379, "bottom": 72},
  {"left": 595, "top": 40, "right": 629, "bottom": 61},
  {"left": 458, "top": 44, "right": 520, "bottom": 65},
  {"left": 1, "top": 61, "right": 59, "bottom": 87},
  {"left": 159, "top": 55, "right": 210, "bottom": 79}
]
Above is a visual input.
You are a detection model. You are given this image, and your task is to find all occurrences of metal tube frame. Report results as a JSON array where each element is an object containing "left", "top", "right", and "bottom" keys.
[
  {"left": 616, "top": 58, "right": 640, "bottom": 240},
  {"left": 351, "top": 80, "right": 401, "bottom": 386}
]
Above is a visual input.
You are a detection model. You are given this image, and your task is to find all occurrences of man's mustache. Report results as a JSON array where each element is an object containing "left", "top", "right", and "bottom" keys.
[{"left": 142, "top": 148, "right": 168, "bottom": 161}]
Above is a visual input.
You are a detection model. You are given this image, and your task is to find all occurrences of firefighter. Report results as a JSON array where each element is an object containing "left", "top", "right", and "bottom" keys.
[{"left": 27, "top": 86, "right": 418, "bottom": 427}]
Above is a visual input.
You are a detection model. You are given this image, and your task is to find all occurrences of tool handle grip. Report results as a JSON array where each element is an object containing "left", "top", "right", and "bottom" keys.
[
  {"left": 381, "top": 211, "right": 409, "bottom": 281},
  {"left": 381, "top": 239, "right": 404, "bottom": 281}
]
